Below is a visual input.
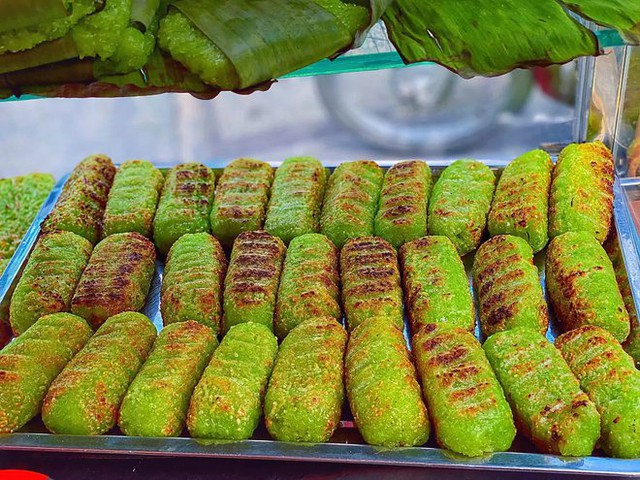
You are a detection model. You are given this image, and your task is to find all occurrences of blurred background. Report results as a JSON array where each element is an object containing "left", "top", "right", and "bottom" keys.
[{"left": 0, "top": 61, "right": 578, "bottom": 178}]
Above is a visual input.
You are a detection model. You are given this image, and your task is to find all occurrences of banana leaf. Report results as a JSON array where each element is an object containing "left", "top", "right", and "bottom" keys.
[
  {"left": 561, "top": 1, "right": 640, "bottom": 44},
  {"left": 0, "top": 0, "right": 160, "bottom": 77},
  {"left": 130, "top": 0, "right": 163, "bottom": 32},
  {"left": 164, "top": 0, "right": 393, "bottom": 90},
  {"left": 3, "top": 47, "right": 219, "bottom": 99},
  {"left": 0, "top": 58, "right": 94, "bottom": 89},
  {"left": 0, "top": 0, "right": 68, "bottom": 33},
  {"left": 0, "top": 33, "right": 77, "bottom": 74},
  {"left": 383, "top": 0, "right": 640, "bottom": 79},
  {"left": 383, "top": 0, "right": 599, "bottom": 79},
  {"left": 4, "top": 0, "right": 639, "bottom": 99},
  {"left": 0, "top": 0, "right": 101, "bottom": 56}
]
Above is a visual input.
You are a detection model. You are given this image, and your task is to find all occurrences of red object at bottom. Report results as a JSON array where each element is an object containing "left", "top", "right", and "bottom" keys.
[{"left": 0, "top": 470, "right": 50, "bottom": 480}]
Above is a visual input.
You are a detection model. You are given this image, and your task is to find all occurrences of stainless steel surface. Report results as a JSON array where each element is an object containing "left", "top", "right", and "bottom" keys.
[
  {"left": 616, "top": 177, "right": 640, "bottom": 317},
  {"left": 0, "top": 160, "right": 638, "bottom": 476},
  {"left": 1, "top": 434, "right": 639, "bottom": 476}
]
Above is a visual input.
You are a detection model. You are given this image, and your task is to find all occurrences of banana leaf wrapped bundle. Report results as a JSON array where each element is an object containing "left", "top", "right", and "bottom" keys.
[
  {"left": 0, "top": 0, "right": 167, "bottom": 95},
  {"left": 157, "top": 0, "right": 371, "bottom": 90},
  {"left": 0, "top": 0, "right": 101, "bottom": 56},
  {"left": 0, "top": 0, "right": 69, "bottom": 34},
  {"left": 0, "top": 0, "right": 638, "bottom": 99},
  {"left": 1, "top": 47, "right": 218, "bottom": 99},
  {"left": 1, "top": 0, "right": 389, "bottom": 98}
]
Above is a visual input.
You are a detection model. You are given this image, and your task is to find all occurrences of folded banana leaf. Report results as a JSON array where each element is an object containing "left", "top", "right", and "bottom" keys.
[
  {"left": 0, "top": 0, "right": 161, "bottom": 77},
  {"left": 561, "top": 0, "right": 640, "bottom": 44},
  {"left": 1, "top": 47, "right": 219, "bottom": 99},
  {"left": 0, "top": 0, "right": 68, "bottom": 33},
  {"left": 0, "top": 0, "right": 100, "bottom": 55},
  {"left": 131, "top": 0, "right": 162, "bottom": 32},
  {"left": 0, "top": 33, "right": 78, "bottom": 75},
  {"left": 2, "top": 0, "right": 639, "bottom": 99},
  {"left": 0, "top": 59, "right": 95, "bottom": 90},
  {"left": 383, "top": 0, "right": 639, "bottom": 79},
  {"left": 158, "top": 0, "right": 392, "bottom": 90}
]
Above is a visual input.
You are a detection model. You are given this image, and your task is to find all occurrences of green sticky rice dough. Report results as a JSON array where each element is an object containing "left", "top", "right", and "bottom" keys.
[
  {"left": 484, "top": 328, "right": 600, "bottom": 457},
  {"left": 158, "top": 10, "right": 236, "bottom": 89},
  {"left": 557, "top": 326, "right": 640, "bottom": 458},
  {"left": 42, "top": 312, "right": 156, "bottom": 435},
  {"left": 119, "top": 321, "right": 217, "bottom": 437},
  {"left": 0, "top": 0, "right": 96, "bottom": 55},
  {"left": 0, "top": 173, "right": 55, "bottom": 273},
  {"left": 73, "top": 0, "right": 132, "bottom": 60},
  {"left": 158, "top": 1, "right": 368, "bottom": 89},
  {"left": 413, "top": 323, "right": 515, "bottom": 456},
  {"left": 90, "top": 0, "right": 159, "bottom": 77},
  {"left": 10, "top": 231, "right": 93, "bottom": 336},
  {"left": 187, "top": 322, "right": 277, "bottom": 440},
  {"left": 0, "top": 313, "right": 92, "bottom": 433},
  {"left": 346, "top": 317, "right": 429, "bottom": 447},
  {"left": 94, "top": 26, "right": 155, "bottom": 75},
  {"left": 103, "top": 159, "right": 164, "bottom": 238},
  {"left": 17, "top": 173, "right": 56, "bottom": 225}
]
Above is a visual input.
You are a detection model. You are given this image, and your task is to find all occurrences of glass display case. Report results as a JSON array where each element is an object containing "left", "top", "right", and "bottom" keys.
[{"left": 580, "top": 41, "right": 640, "bottom": 316}]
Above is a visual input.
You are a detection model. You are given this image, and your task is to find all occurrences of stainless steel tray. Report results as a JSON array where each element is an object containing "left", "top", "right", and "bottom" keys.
[{"left": 1, "top": 160, "right": 640, "bottom": 477}]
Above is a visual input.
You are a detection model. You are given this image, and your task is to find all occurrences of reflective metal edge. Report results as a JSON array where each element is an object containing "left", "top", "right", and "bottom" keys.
[
  {"left": 0, "top": 434, "right": 639, "bottom": 476},
  {"left": 614, "top": 177, "right": 640, "bottom": 318},
  {"left": 0, "top": 161, "right": 639, "bottom": 477}
]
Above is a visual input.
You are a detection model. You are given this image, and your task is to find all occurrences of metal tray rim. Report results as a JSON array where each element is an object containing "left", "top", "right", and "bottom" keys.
[{"left": 1, "top": 433, "right": 640, "bottom": 476}]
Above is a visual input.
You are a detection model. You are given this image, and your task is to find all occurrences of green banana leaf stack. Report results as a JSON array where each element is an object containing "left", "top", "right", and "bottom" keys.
[{"left": 0, "top": 0, "right": 638, "bottom": 100}]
